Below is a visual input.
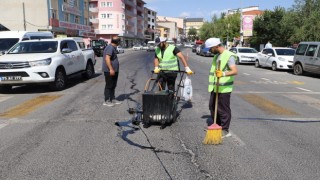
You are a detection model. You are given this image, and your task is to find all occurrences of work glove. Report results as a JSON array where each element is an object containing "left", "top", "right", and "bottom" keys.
[
  {"left": 154, "top": 66, "right": 160, "bottom": 74},
  {"left": 185, "top": 66, "right": 193, "bottom": 75},
  {"left": 215, "top": 70, "right": 225, "bottom": 78}
]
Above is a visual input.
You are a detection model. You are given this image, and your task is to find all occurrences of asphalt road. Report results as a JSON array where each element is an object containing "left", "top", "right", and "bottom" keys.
[{"left": 0, "top": 47, "right": 319, "bottom": 180}]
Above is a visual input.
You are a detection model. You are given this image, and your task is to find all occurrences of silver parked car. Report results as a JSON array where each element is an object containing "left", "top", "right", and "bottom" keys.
[{"left": 293, "top": 42, "right": 320, "bottom": 75}]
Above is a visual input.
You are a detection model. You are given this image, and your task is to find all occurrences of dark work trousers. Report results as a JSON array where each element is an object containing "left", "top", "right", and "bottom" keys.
[
  {"left": 104, "top": 72, "right": 119, "bottom": 102},
  {"left": 158, "top": 72, "right": 177, "bottom": 91},
  {"left": 209, "top": 92, "right": 232, "bottom": 131}
]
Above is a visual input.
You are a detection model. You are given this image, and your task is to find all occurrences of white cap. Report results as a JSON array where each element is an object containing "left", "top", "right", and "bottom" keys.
[
  {"left": 205, "top": 38, "right": 221, "bottom": 48},
  {"left": 155, "top": 37, "right": 167, "bottom": 46}
]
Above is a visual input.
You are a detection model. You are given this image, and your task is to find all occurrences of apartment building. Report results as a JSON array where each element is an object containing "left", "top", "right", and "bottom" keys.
[
  {"left": 144, "top": 7, "right": 157, "bottom": 43},
  {"left": 0, "top": 0, "right": 91, "bottom": 37},
  {"left": 89, "top": 0, "right": 146, "bottom": 47},
  {"left": 185, "top": 18, "right": 204, "bottom": 38},
  {"left": 156, "top": 16, "right": 183, "bottom": 42}
]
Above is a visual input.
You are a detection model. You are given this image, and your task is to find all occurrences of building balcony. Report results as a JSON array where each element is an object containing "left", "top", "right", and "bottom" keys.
[
  {"left": 89, "top": 18, "right": 99, "bottom": 24},
  {"left": 126, "top": 20, "right": 135, "bottom": 26},
  {"left": 89, "top": 7, "right": 98, "bottom": 13},
  {"left": 125, "top": 9, "right": 135, "bottom": 17},
  {"left": 125, "top": 0, "right": 135, "bottom": 7},
  {"left": 137, "top": 15, "right": 144, "bottom": 21},
  {"left": 123, "top": 31, "right": 135, "bottom": 37},
  {"left": 136, "top": 5, "right": 143, "bottom": 12}
]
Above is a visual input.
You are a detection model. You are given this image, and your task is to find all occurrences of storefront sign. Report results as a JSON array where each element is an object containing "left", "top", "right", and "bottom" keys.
[
  {"left": 59, "top": 21, "right": 91, "bottom": 31},
  {"left": 242, "top": 15, "right": 254, "bottom": 37},
  {"left": 62, "top": 4, "right": 81, "bottom": 16}
]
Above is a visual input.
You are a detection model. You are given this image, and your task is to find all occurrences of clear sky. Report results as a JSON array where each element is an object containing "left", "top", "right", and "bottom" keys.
[{"left": 144, "top": 0, "right": 296, "bottom": 21}]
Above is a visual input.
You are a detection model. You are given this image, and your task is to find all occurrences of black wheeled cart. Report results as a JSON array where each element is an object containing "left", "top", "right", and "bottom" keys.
[{"left": 130, "top": 70, "right": 187, "bottom": 129}]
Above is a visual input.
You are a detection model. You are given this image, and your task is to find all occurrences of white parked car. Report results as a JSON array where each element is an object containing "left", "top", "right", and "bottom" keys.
[
  {"left": 0, "top": 38, "right": 96, "bottom": 92},
  {"left": 132, "top": 44, "right": 142, "bottom": 50},
  {"left": 117, "top": 46, "right": 124, "bottom": 54},
  {"left": 255, "top": 47, "right": 295, "bottom": 70},
  {"left": 229, "top": 47, "right": 258, "bottom": 64}
]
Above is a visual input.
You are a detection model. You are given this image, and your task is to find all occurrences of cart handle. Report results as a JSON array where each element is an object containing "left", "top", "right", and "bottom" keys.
[
  {"left": 144, "top": 78, "right": 163, "bottom": 91},
  {"left": 152, "top": 70, "right": 187, "bottom": 74}
]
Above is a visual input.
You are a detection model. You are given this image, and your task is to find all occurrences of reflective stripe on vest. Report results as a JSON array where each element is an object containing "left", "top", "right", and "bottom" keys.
[
  {"left": 156, "top": 45, "right": 179, "bottom": 70},
  {"left": 208, "top": 50, "right": 236, "bottom": 93}
]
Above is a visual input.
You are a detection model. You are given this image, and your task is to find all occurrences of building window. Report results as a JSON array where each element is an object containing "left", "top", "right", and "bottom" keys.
[
  {"left": 101, "top": 14, "right": 106, "bottom": 19},
  {"left": 107, "top": 24, "right": 113, "bottom": 29},
  {"left": 75, "top": 16, "right": 80, "bottom": 23},
  {"left": 122, "top": 14, "right": 125, "bottom": 20},
  {"left": 101, "top": 2, "right": 106, "bottom": 7},
  {"left": 107, "top": 2, "right": 113, "bottom": 7},
  {"left": 107, "top": 13, "right": 113, "bottom": 19},
  {"left": 84, "top": 18, "right": 88, "bottom": 25},
  {"left": 122, "top": 3, "right": 125, "bottom": 8},
  {"left": 102, "top": 25, "right": 106, "bottom": 29},
  {"left": 152, "top": 19, "right": 154, "bottom": 23},
  {"left": 74, "top": 0, "right": 78, "bottom": 7},
  {"left": 51, "top": 9, "right": 57, "bottom": 19},
  {"left": 64, "top": 0, "right": 68, "bottom": 3},
  {"left": 152, "top": 25, "right": 154, "bottom": 29},
  {"left": 84, "top": 2, "right": 87, "bottom": 8},
  {"left": 122, "top": 25, "right": 125, "bottom": 30},
  {"left": 148, "top": 17, "right": 150, "bottom": 21},
  {"left": 148, "top": 10, "right": 150, "bottom": 14},
  {"left": 64, "top": 13, "right": 69, "bottom": 22}
]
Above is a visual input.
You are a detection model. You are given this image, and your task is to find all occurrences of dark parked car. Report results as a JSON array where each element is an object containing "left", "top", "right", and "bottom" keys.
[
  {"left": 199, "top": 44, "right": 214, "bottom": 57},
  {"left": 90, "top": 39, "right": 107, "bottom": 57}
]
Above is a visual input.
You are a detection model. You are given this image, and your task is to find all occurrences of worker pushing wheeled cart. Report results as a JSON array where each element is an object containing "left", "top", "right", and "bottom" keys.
[{"left": 129, "top": 70, "right": 190, "bottom": 129}]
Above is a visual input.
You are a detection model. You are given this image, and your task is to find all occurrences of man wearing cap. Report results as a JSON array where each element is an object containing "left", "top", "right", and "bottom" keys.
[
  {"left": 153, "top": 37, "right": 193, "bottom": 91},
  {"left": 205, "top": 38, "right": 238, "bottom": 137}
]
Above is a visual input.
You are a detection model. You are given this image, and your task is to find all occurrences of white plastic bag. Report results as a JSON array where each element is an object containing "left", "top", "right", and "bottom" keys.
[{"left": 181, "top": 75, "right": 193, "bottom": 101}]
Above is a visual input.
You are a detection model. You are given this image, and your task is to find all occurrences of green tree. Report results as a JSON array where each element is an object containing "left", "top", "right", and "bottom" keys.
[{"left": 187, "top": 27, "right": 198, "bottom": 41}]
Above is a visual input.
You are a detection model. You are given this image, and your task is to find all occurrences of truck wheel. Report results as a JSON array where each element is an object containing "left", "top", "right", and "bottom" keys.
[
  {"left": 255, "top": 60, "right": 260, "bottom": 68},
  {"left": 50, "top": 68, "right": 66, "bottom": 91},
  {"left": 293, "top": 63, "right": 303, "bottom": 75},
  {"left": 0, "top": 85, "right": 12, "bottom": 93},
  {"left": 272, "top": 62, "right": 277, "bottom": 71},
  {"left": 83, "top": 62, "right": 95, "bottom": 79}
]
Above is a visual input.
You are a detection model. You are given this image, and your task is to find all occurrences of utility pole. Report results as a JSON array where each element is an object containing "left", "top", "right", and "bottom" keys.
[{"left": 23, "top": 2, "right": 26, "bottom": 30}]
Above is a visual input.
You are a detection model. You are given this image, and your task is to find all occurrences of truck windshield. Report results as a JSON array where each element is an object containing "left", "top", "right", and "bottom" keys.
[
  {"left": 8, "top": 41, "right": 58, "bottom": 54},
  {"left": 0, "top": 38, "right": 19, "bottom": 51},
  {"left": 92, "top": 40, "right": 106, "bottom": 47}
]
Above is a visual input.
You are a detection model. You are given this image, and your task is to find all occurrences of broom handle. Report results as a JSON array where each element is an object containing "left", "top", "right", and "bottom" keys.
[{"left": 213, "top": 61, "right": 220, "bottom": 125}]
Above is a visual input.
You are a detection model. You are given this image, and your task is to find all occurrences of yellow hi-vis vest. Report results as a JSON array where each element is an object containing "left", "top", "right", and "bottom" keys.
[
  {"left": 155, "top": 45, "right": 179, "bottom": 70},
  {"left": 208, "top": 50, "right": 236, "bottom": 93}
]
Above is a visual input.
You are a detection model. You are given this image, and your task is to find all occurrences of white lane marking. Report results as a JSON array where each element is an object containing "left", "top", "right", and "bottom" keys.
[
  {"left": 230, "top": 131, "right": 246, "bottom": 146},
  {"left": 261, "top": 78, "right": 270, "bottom": 81},
  {"left": 296, "top": 87, "right": 312, "bottom": 92},
  {"left": 0, "top": 124, "right": 8, "bottom": 129},
  {"left": 243, "top": 73, "right": 250, "bottom": 75},
  {"left": 0, "top": 95, "right": 12, "bottom": 103}
]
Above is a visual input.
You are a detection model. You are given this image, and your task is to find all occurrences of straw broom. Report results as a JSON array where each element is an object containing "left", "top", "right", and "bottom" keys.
[{"left": 203, "top": 61, "right": 222, "bottom": 145}]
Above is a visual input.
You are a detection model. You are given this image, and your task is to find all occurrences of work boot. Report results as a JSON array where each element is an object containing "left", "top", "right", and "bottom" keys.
[
  {"left": 222, "top": 130, "right": 232, "bottom": 138},
  {"left": 103, "top": 100, "right": 114, "bottom": 107}
]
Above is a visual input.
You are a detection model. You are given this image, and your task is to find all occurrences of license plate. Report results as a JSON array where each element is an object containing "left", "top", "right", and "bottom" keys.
[{"left": 0, "top": 76, "right": 22, "bottom": 81}]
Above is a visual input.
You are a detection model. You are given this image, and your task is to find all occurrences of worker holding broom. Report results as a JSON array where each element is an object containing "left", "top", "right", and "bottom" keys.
[{"left": 203, "top": 38, "right": 238, "bottom": 144}]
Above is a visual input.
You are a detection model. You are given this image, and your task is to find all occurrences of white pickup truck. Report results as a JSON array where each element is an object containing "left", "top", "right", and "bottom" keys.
[{"left": 0, "top": 38, "right": 96, "bottom": 91}]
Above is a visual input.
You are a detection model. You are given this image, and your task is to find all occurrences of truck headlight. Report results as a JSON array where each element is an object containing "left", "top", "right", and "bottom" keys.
[
  {"left": 278, "top": 57, "right": 286, "bottom": 61},
  {"left": 29, "top": 58, "right": 52, "bottom": 67}
]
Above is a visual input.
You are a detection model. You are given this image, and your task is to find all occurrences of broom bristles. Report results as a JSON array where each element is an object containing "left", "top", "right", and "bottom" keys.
[{"left": 203, "top": 124, "right": 222, "bottom": 145}]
